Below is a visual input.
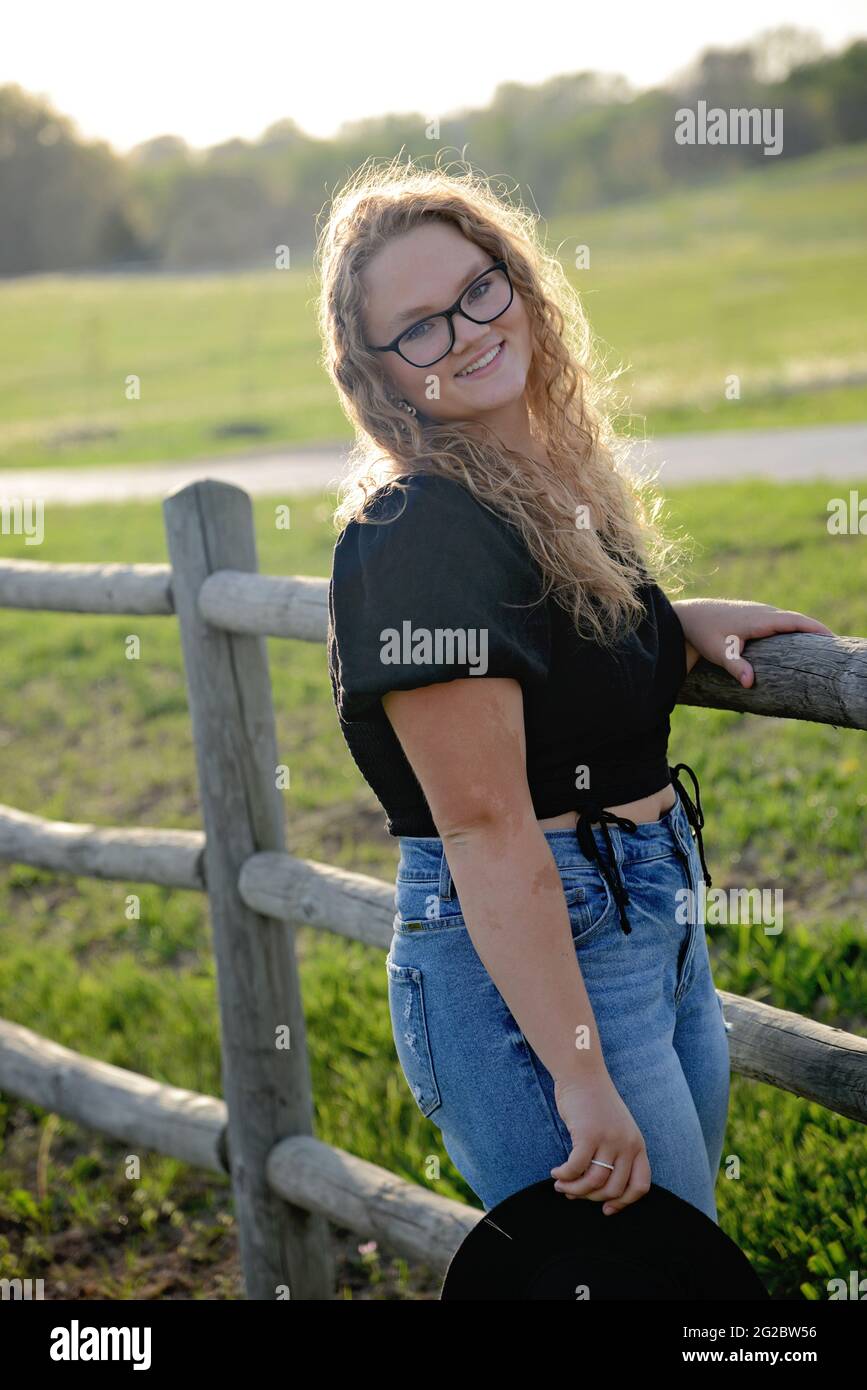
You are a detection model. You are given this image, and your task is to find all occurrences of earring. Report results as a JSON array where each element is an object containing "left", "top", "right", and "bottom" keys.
[{"left": 399, "top": 399, "right": 417, "bottom": 417}]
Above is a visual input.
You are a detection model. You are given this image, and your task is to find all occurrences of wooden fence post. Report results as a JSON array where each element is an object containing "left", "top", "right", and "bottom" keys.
[{"left": 163, "top": 480, "right": 334, "bottom": 1300}]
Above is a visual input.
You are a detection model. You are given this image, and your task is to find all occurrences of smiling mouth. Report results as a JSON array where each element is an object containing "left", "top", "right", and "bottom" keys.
[{"left": 455, "top": 340, "right": 506, "bottom": 379}]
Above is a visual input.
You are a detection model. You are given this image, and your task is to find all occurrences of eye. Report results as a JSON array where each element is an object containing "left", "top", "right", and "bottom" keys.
[
  {"left": 402, "top": 319, "right": 434, "bottom": 343},
  {"left": 465, "top": 277, "right": 493, "bottom": 305}
]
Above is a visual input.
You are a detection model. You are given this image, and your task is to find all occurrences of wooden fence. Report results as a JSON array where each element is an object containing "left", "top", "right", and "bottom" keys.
[{"left": 0, "top": 477, "right": 865, "bottom": 1300}]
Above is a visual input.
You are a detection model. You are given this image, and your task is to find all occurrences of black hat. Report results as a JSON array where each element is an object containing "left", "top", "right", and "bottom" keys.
[{"left": 441, "top": 1179, "right": 770, "bottom": 1300}]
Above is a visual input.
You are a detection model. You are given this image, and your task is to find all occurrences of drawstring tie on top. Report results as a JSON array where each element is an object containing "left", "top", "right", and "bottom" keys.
[
  {"left": 574, "top": 762, "right": 711, "bottom": 937},
  {"left": 669, "top": 762, "right": 713, "bottom": 889},
  {"left": 575, "top": 807, "right": 637, "bottom": 935}
]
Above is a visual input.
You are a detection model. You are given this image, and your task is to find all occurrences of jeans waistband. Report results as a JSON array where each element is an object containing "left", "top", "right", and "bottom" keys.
[{"left": 397, "top": 764, "right": 711, "bottom": 913}]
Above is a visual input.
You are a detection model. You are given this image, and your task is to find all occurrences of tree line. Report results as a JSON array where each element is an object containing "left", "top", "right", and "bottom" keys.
[{"left": 1, "top": 27, "right": 864, "bottom": 276}]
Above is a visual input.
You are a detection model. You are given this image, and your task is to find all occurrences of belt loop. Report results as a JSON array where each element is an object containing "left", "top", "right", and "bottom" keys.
[
  {"left": 438, "top": 849, "right": 455, "bottom": 900},
  {"left": 669, "top": 775, "right": 692, "bottom": 860}
]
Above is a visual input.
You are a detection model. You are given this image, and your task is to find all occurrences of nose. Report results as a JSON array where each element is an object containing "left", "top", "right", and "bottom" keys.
[{"left": 451, "top": 315, "right": 492, "bottom": 354}]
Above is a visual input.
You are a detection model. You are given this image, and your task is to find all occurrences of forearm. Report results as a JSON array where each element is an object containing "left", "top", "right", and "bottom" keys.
[
  {"left": 440, "top": 813, "right": 608, "bottom": 1084},
  {"left": 670, "top": 599, "right": 702, "bottom": 673}
]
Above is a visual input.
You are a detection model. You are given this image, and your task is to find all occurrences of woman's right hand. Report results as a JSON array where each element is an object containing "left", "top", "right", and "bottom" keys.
[{"left": 551, "top": 1071, "right": 652, "bottom": 1216}]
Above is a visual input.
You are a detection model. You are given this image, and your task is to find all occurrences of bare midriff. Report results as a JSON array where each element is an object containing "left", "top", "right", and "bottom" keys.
[{"left": 537, "top": 782, "right": 677, "bottom": 831}]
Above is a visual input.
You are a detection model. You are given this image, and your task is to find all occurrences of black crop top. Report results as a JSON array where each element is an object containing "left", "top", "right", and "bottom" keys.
[{"left": 327, "top": 471, "right": 688, "bottom": 837}]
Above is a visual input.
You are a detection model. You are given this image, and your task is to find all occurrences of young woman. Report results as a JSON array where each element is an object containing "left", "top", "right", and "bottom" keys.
[{"left": 320, "top": 161, "right": 832, "bottom": 1224}]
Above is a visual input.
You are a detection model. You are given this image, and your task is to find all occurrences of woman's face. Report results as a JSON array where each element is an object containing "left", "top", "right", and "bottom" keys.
[{"left": 359, "top": 220, "right": 535, "bottom": 424}]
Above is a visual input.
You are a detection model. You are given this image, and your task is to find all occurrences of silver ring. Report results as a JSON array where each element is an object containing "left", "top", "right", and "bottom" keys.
[{"left": 589, "top": 1159, "right": 615, "bottom": 1171}]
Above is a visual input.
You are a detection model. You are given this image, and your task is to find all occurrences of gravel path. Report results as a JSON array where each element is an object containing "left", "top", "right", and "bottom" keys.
[{"left": 0, "top": 423, "right": 864, "bottom": 506}]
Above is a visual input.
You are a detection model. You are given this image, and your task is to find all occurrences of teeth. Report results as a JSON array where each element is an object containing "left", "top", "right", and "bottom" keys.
[{"left": 457, "top": 343, "right": 502, "bottom": 377}]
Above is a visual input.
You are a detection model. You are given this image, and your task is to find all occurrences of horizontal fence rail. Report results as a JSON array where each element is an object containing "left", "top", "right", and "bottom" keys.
[
  {"left": 198, "top": 571, "right": 328, "bottom": 641},
  {"left": 2, "top": 558, "right": 865, "bottom": 728},
  {"left": 238, "top": 849, "right": 395, "bottom": 949},
  {"left": 714, "top": 992, "right": 867, "bottom": 1125},
  {"left": 266, "top": 1135, "right": 477, "bottom": 1271},
  {"left": 679, "top": 631, "right": 867, "bottom": 730},
  {"left": 0, "top": 1018, "right": 228, "bottom": 1174},
  {"left": 0, "top": 804, "right": 205, "bottom": 890},
  {"left": 0, "top": 560, "right": 174, "bottom": 614}
]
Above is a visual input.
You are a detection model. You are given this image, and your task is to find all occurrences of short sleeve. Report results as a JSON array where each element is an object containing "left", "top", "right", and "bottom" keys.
[{"left": 328, "top": 474, "right": 551, "bottom": 723}]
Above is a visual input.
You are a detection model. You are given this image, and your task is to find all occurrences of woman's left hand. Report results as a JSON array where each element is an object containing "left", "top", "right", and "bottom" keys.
[{"left": 673, "top": 599, "right": 835, "bottom": 689}]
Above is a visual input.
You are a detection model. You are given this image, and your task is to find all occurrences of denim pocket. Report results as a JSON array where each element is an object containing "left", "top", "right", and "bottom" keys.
[
  {"left": 393, "top": 877, "right": 467, "bottom": 933},
  {"left": 385, "top": 959, "right": 442, "bottom": 1118},
  {"left": 559, "top": 870, "right": 615, "bottom": 943}
]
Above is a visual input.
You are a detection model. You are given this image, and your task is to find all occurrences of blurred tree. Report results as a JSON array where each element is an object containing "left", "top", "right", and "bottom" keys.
[
  {"left": 260, "top": 117, "right": 308, "bottom": 149},
  {"left": 749, "top": 25, "right": 825, "bottom": 83},
  {"left": 127, "top": 134, "right": 191, "bottom": 168},
  {"left": 160, "top": 167, "right": 278, "bottom": 267},
  {"left": 0, "top": 84, "right": 144, "bottom": 274}
]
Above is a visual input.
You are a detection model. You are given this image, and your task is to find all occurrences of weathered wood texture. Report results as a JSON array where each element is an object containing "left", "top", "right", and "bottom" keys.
[
  {"left": 163, "top": 479, "right": 334, "bottom": 1301},
  {"left": 718, "top": 991, "right": 867, "bottom": 1124},
  {"left": 267, "top": 1134, "right": 478, "bottom": 1274},
  {"left": 0, "top": 803, "right": 205, "bottom": 890},
  {"left": 199, "top": 570, "right": 328, "bottom": 641},
  {"left": 239, "top": 850, "right": 395, "bottom": 950},
  {"left": 679, "top": 634, "right": 867, "bottom": 730},
  {"left": 0, "top": 560, "right": 173, "bottom": 614},
  {"left": 0, "top": 1018, "right": 228, "bottom": 1173}
]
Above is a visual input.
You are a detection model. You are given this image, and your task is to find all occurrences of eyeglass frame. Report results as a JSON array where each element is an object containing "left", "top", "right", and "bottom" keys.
[{"left": 366, "top": 258, "right": 514, "bottom": 368}]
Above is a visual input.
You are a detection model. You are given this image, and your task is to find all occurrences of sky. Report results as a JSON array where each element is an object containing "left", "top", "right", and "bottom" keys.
[{"left": 4, "top": 1, "right": 865, "bottom": 153}]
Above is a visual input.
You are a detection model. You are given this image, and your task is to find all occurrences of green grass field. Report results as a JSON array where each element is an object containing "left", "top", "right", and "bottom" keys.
[
  {"left": 1, "top": 142, "right": 866, "bottom": 472},
  {"left": 0, "top": 477, "right": 865, "bottom": 1298}
]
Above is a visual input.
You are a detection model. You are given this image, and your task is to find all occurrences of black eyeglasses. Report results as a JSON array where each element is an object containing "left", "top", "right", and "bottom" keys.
[{"left": 367, "top": 259, "right": 514, "bottom": 368}]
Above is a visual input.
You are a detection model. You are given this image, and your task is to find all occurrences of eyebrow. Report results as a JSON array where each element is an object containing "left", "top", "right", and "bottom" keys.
[{"left": 386, "top": 257, "right": 494, "bottom": 333}]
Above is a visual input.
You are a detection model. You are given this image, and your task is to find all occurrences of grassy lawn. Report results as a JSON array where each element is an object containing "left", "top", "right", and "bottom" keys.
[
  {"left": 0, "top": 476, "right": 865, "bottom": 1299},
  {"left": 550, "top": 143, "right": 867, "bottom": 435},
  {"left": 1, "top": 143, "right": 866, "bottom": 472}
]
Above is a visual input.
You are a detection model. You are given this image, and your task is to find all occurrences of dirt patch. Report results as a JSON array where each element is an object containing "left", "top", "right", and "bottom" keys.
[{"left": 0, "top": 1103, "right": 445, "bottom": 1301}]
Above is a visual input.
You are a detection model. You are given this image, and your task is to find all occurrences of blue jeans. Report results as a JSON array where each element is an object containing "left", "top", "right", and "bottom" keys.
[{"left": 386, "top": 795, "right": 731, "bottom": 1221}]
